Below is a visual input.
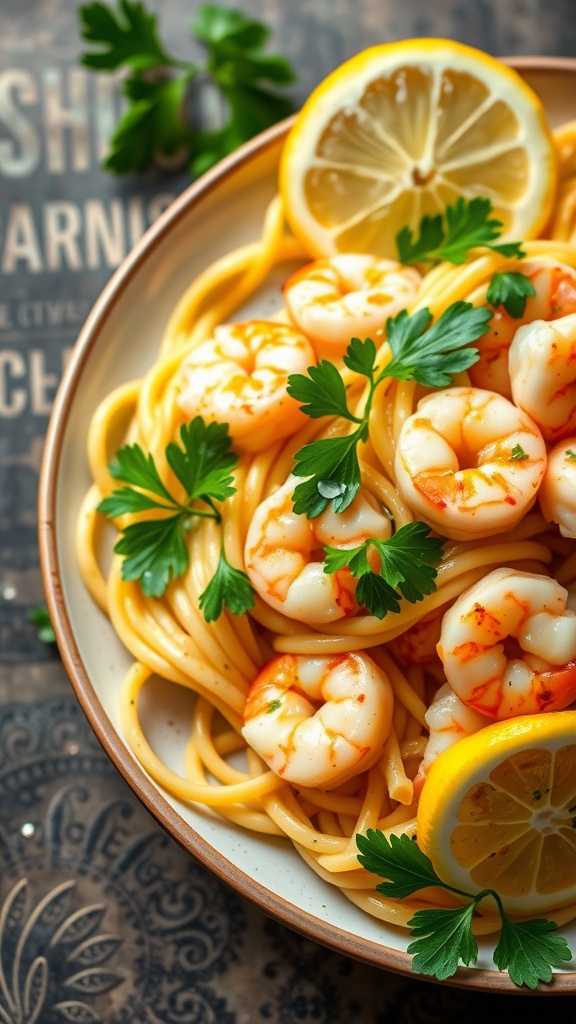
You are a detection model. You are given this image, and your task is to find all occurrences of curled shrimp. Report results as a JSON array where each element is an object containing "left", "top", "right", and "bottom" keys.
[
  {"left": 387, "top": 607, "right": 444, "bottom": 667},
  {"left": 177, "top": 320, "right": 315, "bottom": 450},
  {"left": 241, "top": 652, "right": 394, "bottom": 788},
  {"left": 394, "top": 387, "right": 547, "bottom": 541},
  {"left": 467, "top": 259, "right": 576, "bottom": 398},
  {"left": 436, "top": 567, "right": 576, "bottom": 719},
  {"left": 244, "top": 474, "right": 391, "bottom": 624},
  {"left": 509, "top": 312, "right": 576, "bottom": 443},
  {"left": 282, "top": 254, "right": 421, "bottom": 354},
  {"left": 414, "top": 682, "right": 491, "bottom": 797},
  {"left": 539, "top": 437, "right": 576, "bottom": 538}
]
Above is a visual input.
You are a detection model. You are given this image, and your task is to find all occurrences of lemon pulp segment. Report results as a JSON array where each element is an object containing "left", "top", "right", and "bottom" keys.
[{"left": 281, "top": 39, "right": 556, "bottom": 256}]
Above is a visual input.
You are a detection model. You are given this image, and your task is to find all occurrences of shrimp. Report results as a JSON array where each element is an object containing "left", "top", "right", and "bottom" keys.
[
  {"left": 436, "top": 567, "right": 576, "bottom": 719},
  {"left": 508, "top": 312, "right": 576, "bottom": 443},
  {"left": 414, "top": 683, "right": 491, "bottom": 797},
  {"left": 177, "top": 320, "right": 315, "bottom": 450},
  {"left": 467, "top": 259, "right": 576, "bottom": 398},
  {"left": 387, "top": 607, "right": 444, "bottom": 667},
  {"left": 282, "top": 254, "right": 421, "bottom": 354},
  {"left": 244, "top": 474, "right": 391, "bottom": 624},
  {"left": 241, "top": 652, "right": 394, "bottom": 788},
  {"left": 393, "top": 387, "right": 547, "bottom": 541},
  {"left": 539, "top": 436, "right": 576, "bottom": 538}
]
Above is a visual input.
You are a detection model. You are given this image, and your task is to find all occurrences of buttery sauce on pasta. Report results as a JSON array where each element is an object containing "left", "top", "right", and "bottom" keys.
[{"left": 76, "top": 120, "right": 576, "bottom": 936}]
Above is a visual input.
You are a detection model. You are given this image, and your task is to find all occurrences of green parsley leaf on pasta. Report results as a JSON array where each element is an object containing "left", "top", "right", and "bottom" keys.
[
  {"left": 486, "top": 271, "right": 537, "bottom": 318},
  {"left": 198, "top": 549, "right": 255, "bottom": 622},
  {"left": 356, "top": 831, "right": 442, "bottom": 898},
  {"left": 112, "top": 513, "right": 189, "bottom": 597},
  {"left": 98, "top": 417, "right": 252, "bottom": 616},
  {"left": 288, "top": 302, "right": 490, "bottom": 518},
  {"left": 343, "top": 336, "right": 379, "bottom": 378},
  {"left": 356, "top": 830, "right": 573, "bottom": 988},
  {"left": 323, "top": 522, "right": 443, "bottom": 618},
  {"left": 384, "top": 302, "right": 491, "bottom": 388},
  {"left": 291, "top": 433, "right": 364, "bottom": 517},
  {"left": 286, "top": 360, "right": 361, "bottom": 422},
  {"left": 396, "top": 196, "right": 525, "bottom": 266}
]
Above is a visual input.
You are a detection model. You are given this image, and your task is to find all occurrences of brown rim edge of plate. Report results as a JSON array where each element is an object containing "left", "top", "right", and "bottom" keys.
[{"left": 38, "top": 57, "right": 576, "bottom": 995}]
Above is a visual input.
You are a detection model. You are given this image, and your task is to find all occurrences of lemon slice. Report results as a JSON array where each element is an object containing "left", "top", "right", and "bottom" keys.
[
  {"left": 280, "top": 39, "right": 557, "bottom": 257},
  {"left": 416, "top": 711, "right": 576, "bottom": 915}
]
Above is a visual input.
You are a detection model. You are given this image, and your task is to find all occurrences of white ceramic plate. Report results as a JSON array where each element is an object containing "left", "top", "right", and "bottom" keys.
[{"left": 39, "top": 58, "right": 576, "bottom": 993}]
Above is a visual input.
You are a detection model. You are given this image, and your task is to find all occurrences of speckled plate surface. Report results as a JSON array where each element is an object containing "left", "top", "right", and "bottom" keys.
[{"left": 39, "top": 58, "right": 576, "bottom": 993}]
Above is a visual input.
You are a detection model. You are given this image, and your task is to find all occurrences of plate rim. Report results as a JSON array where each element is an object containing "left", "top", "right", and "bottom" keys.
[{"left": 38, "top": 56, "right": 576, "bottom": 993}]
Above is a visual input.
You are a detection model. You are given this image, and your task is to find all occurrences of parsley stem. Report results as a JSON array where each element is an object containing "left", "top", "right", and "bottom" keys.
[
  {"left": 183, "top": 506, "right": 221, "bottom": 521},
  {"left": 433, "top": 879, "right": 503, "bottom": 915}
]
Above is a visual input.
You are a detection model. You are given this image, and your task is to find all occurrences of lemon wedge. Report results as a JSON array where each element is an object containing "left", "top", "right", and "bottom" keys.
[
  {"left": 416, "top": 711, "right": 576, "bottom": 915},
  {"left": 280, "top": 39, "right": 557, "bottom": 257}
]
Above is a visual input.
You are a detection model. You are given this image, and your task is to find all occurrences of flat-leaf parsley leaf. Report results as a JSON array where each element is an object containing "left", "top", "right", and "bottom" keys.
[
  {"left": 198, "top": 548, "right": 255, "bottom": 622},
  {"left": 357, "top": 830, "right": 573, "bottom": 988},
  {"left": 486, "top": 271, "right": 536, "bottom": 318},
  {"left": 396, "top": 197, "right": 525, "bottom": 266},
  {"left": 98, "top": 417, "right": 254, "bottom": 617},
  {"left": 287, "top": 302, "right": 491, "bottom": 518},
  {"left": 79, "top": 1, "right": 296, "bottom": 176},
  {"left": 323, "top": 522, "right": 443, "bottom": 619}
]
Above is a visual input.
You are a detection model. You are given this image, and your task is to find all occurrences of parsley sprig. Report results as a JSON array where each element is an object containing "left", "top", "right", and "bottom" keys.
[
  {"left": 97, "top": 417, "right": 255, "bottom": 618},
  {"left": 486, "top": 271, "right": 537, "bottom": 317},
  {"left": 79, "top": 2, "right": 296, "bottom": 176},
  {"left": 357, "top": 831, "right": 573, "bottom": 988},
  {"left": 323, "top": 522, "right": 443, "bottom": 619},
  {"left": 286, "top": 301, "right": 492, "bottom": 518},
  {"left": 396, "top": 197, "right": 525, "bottom": 266}
]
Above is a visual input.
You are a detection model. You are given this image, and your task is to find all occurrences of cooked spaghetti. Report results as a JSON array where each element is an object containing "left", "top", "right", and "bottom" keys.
[{"left": 76, "top": 113, "right": 576, "bottom": 937}]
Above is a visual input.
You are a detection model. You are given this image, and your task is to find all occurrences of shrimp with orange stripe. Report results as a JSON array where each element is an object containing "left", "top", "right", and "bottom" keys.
[
  {"left": 241, "top": 651, "right": 394, "bottom": 788},
  {"left": 282, "top": 253, "right": 421, "bottom": 356},
  {"left": 509, "top": 310, "right": 576, "bottom": 443},
  {"left": 393, "top": 386, "right": 547, "bottom": 542},
  {"left": 467, "top": 259, "right": 576, "bottom": 399},
  {"left": 436, "top": 567, "right": 576, "bottom": 720},
  {"left": 539, "top": 436, "right": 576, "bottom": 537},
  {"left": 413, "top": 682, "right": 491, "bottom": 797},
  {"left": 177, "top": 320, "right": 316, "bottom": 450},
  {"left": 244, "top": 473, "right": 392, "bottom": 624}
]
